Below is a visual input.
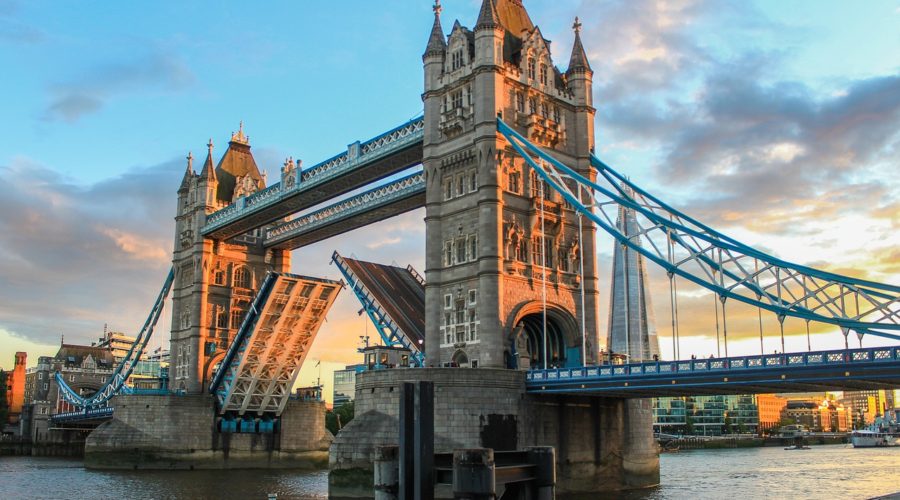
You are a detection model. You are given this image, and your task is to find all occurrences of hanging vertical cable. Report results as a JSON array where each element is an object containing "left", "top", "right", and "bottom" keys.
[
  {"left": 577, "top": 211, "right": 587, "bottom": 367},
  {"left": 622, "top": 239, "right": 631, "bottom": 363},
  {"left": 539, "top": 168, "right": 548, "bottom": 370},
  {"left": 673, "top": 275, "right": 681, "bottom": 360},
  {"left": 721, "top": 296, "right": 729, "bottom": 358},
  {"left": 666, "top": 227, "right": 677, "bottom": 360},
  {"left": 713, "top": 292, "right": 721, "bottom": 358}
]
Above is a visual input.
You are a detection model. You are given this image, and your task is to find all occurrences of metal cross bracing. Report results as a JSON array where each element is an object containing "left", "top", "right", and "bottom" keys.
[
  {"left": 331, "top": 251, "right": 426, "bottom": 366},
  {"left": 210, "top": 272, "right": 342, "bottom": 417},
  {"left": 497, "top": 119, "right": 900, "bottom": 348},
  {"left": 56, "top": 267, "right": 175, "bottom": 411},
  {"left": 264, "top": 171, "right": 425, "bottom": 250},
  {"left": 202, "top": 117, "right": 425, "bottom": 241},
  {"left": 526, "top": 346, "right": 900, "bottom": 397}
]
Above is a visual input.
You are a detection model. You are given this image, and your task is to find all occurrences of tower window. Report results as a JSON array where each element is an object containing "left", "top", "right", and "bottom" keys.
[
  {"left": 233, "top": 266, "right": 250, "bottom": 289},
  {"left": 456, "top": 238, "right": 467, "bottom": 264},
  {"left": 230, "top": 308, "right": 244, "bottom": 329},
  {"left": 468, "top": 235, "right": 478, "bottom": 261},
  {"left": 457, "top": 175, "right": 465, "bottom": 196},
  {"left": 540, "top": 64, "right": 548, "bottom": 86},
  {"left": 529, "top": 97, "right": 537, "bottom": 115},
  {"left": 527, "top": 57, "right": 536, "bottom": 80},
  {"left": 452, "top": 49, "right": 464, "bottom": 70},
  {"left": 470, "top": 171, "right": 478, "bottom": 192},
  {"left": 451, "top": 90, "right": 463, "bottom": 110},
  {"left": 516, "top": 92, "right": 524, "bottom": 112},
  {"left": 444, "top": 241, "right": 453, "bottom": 266}
]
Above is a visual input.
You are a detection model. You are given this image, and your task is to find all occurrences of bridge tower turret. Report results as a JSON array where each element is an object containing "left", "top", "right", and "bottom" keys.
[
  {"left": 170, "top": 127, "right": 290, "bottom": 394},
  {"left": 422, "top": 0, "right": 600, "bottom": 369}
]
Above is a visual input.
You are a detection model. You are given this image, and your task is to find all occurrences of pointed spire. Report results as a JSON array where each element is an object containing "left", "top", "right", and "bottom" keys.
[
  {"left": 476, "top": 0, "right": 500, "bottom": 30},
  {"left": 424, "top": 0, "right": 446, "bottom": 56},
  {"left": 200, "top": 138, "right": 217, "bottom": 183},
  {"left": 230, "top": 121, "right": 249, "bottom": 145},
  {"left": 567, "top": 16, "right": 592, "bottom": 74},
  {"left": 179, "top": 151, "right": 194, "bottom": 192}
]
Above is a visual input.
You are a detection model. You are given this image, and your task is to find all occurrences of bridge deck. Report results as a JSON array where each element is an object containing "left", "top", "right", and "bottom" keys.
[
  {"left": 526, "top": 347, "right": 900, "bottom": 397},
  {"left": 211, "top": 272, "right": 342, "bottom": 416}
]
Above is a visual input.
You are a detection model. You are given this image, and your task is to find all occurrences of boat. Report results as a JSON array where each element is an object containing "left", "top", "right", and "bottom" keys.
[
  {"left": 784, "top": 445, "right": 811, "bottom": 450},
  {"left": 850, "top": 430, "right": 900, "bottom": 448},
  {"left": 851, "top": 412, "right": 900, "bottom": 448}
]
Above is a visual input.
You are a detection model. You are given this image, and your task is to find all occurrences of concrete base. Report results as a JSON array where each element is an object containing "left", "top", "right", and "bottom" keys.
[
  {"left": 328, "top": 368, "right": 659, "bottom": 497},
  {"left": 85, "top": 394, "right": 332, "bottom": 470}
]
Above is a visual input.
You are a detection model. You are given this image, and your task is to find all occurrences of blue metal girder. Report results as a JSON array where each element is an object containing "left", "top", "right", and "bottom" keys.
[
  {"left": 527, "top": 346, "right": 900, "bottom": 397},
  {"left": 331, "top": 251, "right": 425, "bottom": 366},
  {"left": 496, "top": 119, "right": 900, "bottom": 341},
  {"left": 56, "top": 267, "right": 175, "bottom": 410},
  {"left": 202, "top": 117, "right": 425, "bottom": 240},
  {"left": 264, "top": 170, "right": 425, "bottom": 250},
  {"left": 50, "top": 406, "right": 115, "bottom": 424}
]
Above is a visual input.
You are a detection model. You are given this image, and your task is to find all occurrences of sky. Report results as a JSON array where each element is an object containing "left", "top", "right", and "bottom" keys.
[{"left": 0, "top": 0, "right": 898, "bottom": 403}]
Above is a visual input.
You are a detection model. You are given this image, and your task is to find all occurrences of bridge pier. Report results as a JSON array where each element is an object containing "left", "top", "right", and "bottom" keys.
[
  {"left": 328, "top": 368, "right": 658, "bottom": 497},
  {"left": 84, "top": 394, "right": 332, "bottom": 470}
]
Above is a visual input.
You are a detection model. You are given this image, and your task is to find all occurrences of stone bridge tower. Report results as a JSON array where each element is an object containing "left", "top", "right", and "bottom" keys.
[
  {"left": 422, "top": 0, "right": 600, "bottom": 369},
  {"left": 170, "top": 127, "right": 291, "bottom": 394}
]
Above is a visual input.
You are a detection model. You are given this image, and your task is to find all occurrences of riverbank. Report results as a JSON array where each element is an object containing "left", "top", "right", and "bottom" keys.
[{"left": 659, "top": 435, "right": 849, "bottom": 451}]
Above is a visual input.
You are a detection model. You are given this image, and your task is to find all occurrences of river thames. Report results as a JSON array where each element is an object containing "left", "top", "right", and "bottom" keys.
[{"left": 1, "top": 445, "right": 898, "bottom": 499}]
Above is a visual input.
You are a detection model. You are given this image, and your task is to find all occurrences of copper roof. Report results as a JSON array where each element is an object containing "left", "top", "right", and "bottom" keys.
[
  {"left": 55, "top": 344, "right": 116, "bottom": 366},
  {"left": 215, "top": 139, "right": 262, "bottom": 202}
]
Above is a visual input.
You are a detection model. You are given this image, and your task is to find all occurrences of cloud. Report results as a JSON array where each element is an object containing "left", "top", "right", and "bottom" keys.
[
  {"left": 43, "top": 53, "right": 195, "bottom": 123},
  {"left": 0, "top": 156, "right": 182, "bottom": 346}
]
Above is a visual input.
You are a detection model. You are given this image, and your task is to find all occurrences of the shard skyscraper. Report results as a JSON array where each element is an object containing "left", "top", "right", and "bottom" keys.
[{"left": 607, "top": 187, "right": 660, "bottom": 362}]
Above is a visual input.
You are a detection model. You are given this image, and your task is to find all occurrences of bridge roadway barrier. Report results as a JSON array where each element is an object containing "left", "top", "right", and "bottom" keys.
[
  {"left": 328, "top": 368, "right": 659, "bottom": 497},
  {"left": 84, "top": 393, "right": 332, "bottom": 470}
]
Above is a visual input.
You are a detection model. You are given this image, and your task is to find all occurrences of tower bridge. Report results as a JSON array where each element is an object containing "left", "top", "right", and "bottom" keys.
[{"left": 45, "top": 0, "right": 898, "bottom": 495}]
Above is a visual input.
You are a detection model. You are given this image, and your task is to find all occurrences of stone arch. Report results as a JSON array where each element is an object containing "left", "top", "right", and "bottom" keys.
[
  {"left": 451, "top": 349, "right": 469, "bottom": 368},
  {"left": 204, "top": 351, "right": 227, "bottom": 387},
  {"left": 506, "top": 301, "right": 580, "bottom": 369}
]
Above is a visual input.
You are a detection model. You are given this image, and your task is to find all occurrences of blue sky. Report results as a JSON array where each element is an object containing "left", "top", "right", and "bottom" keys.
[{"left": 1, "top": 1, "right": 898, "bottom": 401}]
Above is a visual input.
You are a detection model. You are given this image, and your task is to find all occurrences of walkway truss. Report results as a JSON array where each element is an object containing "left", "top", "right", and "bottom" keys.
[
  {"left": 55, "top": 267, "right": 175, "bottom": 413},
  {"left": 497, "top": 119, "right": 900, "bottom": 344},
  {"left": 209, "top": 273, "right": 342, "bottom": 417}
]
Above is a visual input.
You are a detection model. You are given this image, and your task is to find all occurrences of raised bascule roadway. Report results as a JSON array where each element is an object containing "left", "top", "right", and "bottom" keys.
[{"left": 49, "top": 0, "right": 899, "bottom": 494}]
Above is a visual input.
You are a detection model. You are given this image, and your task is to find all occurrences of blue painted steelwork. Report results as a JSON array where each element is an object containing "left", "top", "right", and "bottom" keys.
[
  {"left": 50, "top": 407, "right": 114, "bottom": 424},
  {"left": 202, "top": 117, "right": 424, "bottom": 235},
  {"left": 497, "top": 119, "right": 900, "bottom": 341},
  {"left": 331, "top": 251, "right": 425, "bottom": 367},
  {"left": 56, "top": 267, "right": 175, "bottom": 411},
  {"left": 209, "top": 272, "right": 279, "bottom": 398},
  {"left": 526, "top": 346, "right": 900, "bottom": 396},
  {"left": 265, "top": 170, "right": 425, "bottom": 248}
]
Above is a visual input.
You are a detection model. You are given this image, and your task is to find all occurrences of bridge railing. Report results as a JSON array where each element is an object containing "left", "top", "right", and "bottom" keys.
[
  {"left": 526, "top": 346, "right": 900, "bottom": 382},
  {"left": 203, "top": 117, "right": 424, "bottom": 233}
]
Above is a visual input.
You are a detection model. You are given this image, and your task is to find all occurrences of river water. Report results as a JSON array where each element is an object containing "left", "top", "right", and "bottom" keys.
[{"left": 1, "top": 445, "right": 898, "bottom": 499}]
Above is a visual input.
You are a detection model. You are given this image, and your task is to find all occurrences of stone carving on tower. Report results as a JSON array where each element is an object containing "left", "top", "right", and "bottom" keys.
[
  {"left": 422, "top": 0, "right": 600, "bottom": 369},
  {"left": 607, "top": 187, "right": 661, "bottom": 362},
  {"left": 170, "top": 122, "right": 291, "bottom": 394}
]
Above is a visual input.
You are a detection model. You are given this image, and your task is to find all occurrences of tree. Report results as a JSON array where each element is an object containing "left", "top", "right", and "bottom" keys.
[
  {"left": 723, "top": 414, "right": 733, "bottom": 435},
  {"left": 685, "top": 415, "right": 695, "bottom": 436},
  {"left": 326, "top": 402, "right": 355, "bottom": 436}
]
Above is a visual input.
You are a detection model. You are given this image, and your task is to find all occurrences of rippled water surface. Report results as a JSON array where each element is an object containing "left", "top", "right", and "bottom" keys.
[{"left": 1, "top": 445, "right": 898, "bottom": 499}]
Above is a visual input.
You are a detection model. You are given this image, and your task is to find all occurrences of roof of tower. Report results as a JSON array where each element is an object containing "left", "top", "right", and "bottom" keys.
[
  {"left": 200, "top": 139, "right": 217, "bottom": 183},
  {"left": 425, "top": 0, "right": 447, "bottom": 56},
  {"left": 567, "top": 17, "right": 592, "bottom": 74},
  {"left": 475, "top": 0, "right": 500, "bottom": 30},
  {"left": 494, "top": 0, "right": 534, "bottom": 37},
  {"left": 178, "top": 152, "right": 194, "bottom": 192},
  {"left": 215, "top": 123, "right": 262, "bottom": 202}
]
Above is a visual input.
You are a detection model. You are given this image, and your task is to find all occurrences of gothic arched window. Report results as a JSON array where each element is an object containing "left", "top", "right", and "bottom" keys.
[{"left": 233, "top": 266, "right": 250, "bottom": 289}]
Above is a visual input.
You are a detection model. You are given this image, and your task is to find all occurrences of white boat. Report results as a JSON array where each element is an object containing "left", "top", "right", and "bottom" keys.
[
  {"left": 851, "top": 430, "right": 900, "bottom": 448},
  {"left": 851, "top": 412, "right": 900, "bottom": 448}
]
